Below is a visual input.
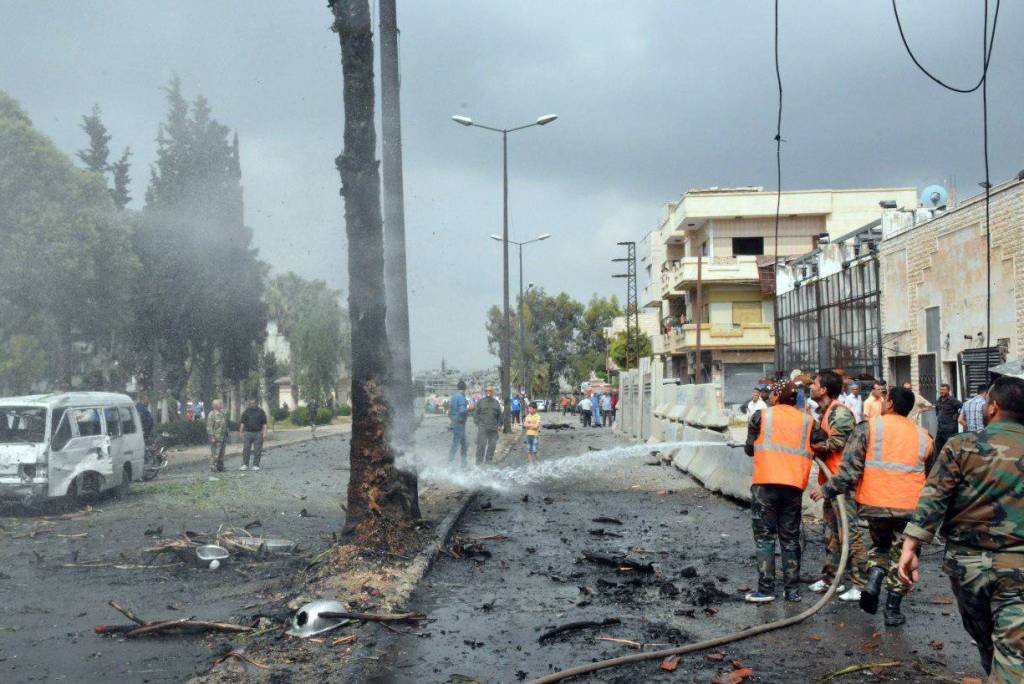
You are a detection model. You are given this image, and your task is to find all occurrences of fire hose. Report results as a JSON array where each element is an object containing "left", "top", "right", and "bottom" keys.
[{"left": 530, "top": 457, "right": 849, "bottom": 684}]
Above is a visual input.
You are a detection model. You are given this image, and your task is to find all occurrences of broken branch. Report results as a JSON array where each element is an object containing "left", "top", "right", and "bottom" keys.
[
  {"left": 595, "top": 636, "right": 641, "bottom": 649},
  {"left": 109, "top": 601, "right": 147, "bottom": 625},
  {"left": 318, "top": 610, "right": 427, "bottom": 623},
  {"left": 538, "top": 618, "right": 621, "bottom": 643},
  {"left": 817, "top": 661, "right": 901, "bottom": 681}
]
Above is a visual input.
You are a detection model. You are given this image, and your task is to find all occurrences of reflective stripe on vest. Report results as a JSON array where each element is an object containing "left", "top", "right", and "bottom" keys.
[
  {"left": 752, "top": 405, "right": 814, "bottom": 489},
  {"left": 855, "top": 415, "right": 931, "bottom": 510}
]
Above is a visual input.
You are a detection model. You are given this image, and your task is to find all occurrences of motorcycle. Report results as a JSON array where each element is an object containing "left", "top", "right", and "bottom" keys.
[{"left": 142, "top": 432, "right": 169, "bottom": 481}]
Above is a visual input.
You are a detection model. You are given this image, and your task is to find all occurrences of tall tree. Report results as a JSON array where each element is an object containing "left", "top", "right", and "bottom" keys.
[
  {"left": 379, "top": 0, "right": 419, "bottom": 518},
  {"left": 109, "top": 147, "right": 131, "bottom": 209},
  {"left": 76, "top": 104, "right": 110, "bottom": 174},
  {"left": 330, "top": 0, "right": 416, "bottom": 548}
]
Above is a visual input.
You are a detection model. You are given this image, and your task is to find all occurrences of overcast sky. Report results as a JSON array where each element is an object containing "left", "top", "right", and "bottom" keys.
[{"left": 3, "top": 1, "right": 1022, "bottom": 372}]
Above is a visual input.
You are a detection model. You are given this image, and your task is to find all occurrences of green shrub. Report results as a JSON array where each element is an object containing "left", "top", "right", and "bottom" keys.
[
  {"left": 156, "top": 420, "right": 208, "bottom": 446},
  {"left": 272, "top": 406, "right": 290, "bottom": 422},
  {"left": 289, "top": 406, "right": 309, "bottom": 425},
  {"left": 336, "top": 403, "right": 352, "bottom": 417},
  {"left": 315, "top": 408, "right": 333, "bottom": 425}
]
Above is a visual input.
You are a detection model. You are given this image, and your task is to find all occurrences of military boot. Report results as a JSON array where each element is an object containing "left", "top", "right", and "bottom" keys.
[
  {"left": 859, "top": 566, "right": 886, "bottom": 614},
  {"left": 883, "top": 593, "right": 906, "bottom": 626}
]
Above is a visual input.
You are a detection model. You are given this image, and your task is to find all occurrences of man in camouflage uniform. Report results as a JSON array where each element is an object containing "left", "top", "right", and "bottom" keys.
[
  {"left": 809, "top": 370, "right": 868, "bottom": 602},
  {"left": 898, "top": 376, "right": 1024, "bottom": 681},
  {"left": 206, "top": 399, "right": 228, "bottom": 472},
  {"left": 812, "top": 387, "right": 932, "bottom": 626}
]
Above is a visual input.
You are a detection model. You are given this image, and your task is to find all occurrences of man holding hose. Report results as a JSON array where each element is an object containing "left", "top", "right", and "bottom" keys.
[
  {"left": 897, "top": 375, "right": 1024, "bottom": 681},
  {"left": 744, "top": 381, "right": 815, "bottom": 603},
  {"left": 811, "top": 387, "right": 932, "bottom": 627}
]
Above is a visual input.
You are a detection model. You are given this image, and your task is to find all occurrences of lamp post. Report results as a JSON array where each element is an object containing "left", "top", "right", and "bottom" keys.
[
  {"left": 490, "top": 234, "right": 550, "bottom": 398},
  {"left": 453, "top": 113, "right": 558, "bottom": 432}
]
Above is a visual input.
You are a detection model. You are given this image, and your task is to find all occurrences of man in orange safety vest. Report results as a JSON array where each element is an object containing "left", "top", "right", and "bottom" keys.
[
  {"left": 811, "top": 386, "right": 933, "bottom": 626},
  {"left": 744, "top": 380, "right": 816, "bottom": 604}
]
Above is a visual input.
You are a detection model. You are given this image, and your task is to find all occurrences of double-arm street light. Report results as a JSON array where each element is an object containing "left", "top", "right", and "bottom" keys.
[
  {"left": 453, "top": 113, "right": 558, "bottom": 433},
  {"left": 490, "top": 233, "right": 550, "bottom": 399}
]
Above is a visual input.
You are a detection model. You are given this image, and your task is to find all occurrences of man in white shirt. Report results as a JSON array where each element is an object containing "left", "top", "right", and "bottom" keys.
[
  {"left": 841, "top": 382, "right": 864, "bottom": 422},
  {"left": 745, "top": 388, "right": 768, "bottom": 417}
]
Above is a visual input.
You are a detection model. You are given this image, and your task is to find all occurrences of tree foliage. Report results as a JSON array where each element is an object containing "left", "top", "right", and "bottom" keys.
[
  {"left": 268, "top": 273, "right": 349, "bottom": 404},
  {"left": 76, "top": 104, "right": 110, "bottom": 174},
  {"left": 485, "top": 290, "right": 621, "bottom": 396},
  {"left": 609, "top": 329, "right": 652, "bottom": 369}
]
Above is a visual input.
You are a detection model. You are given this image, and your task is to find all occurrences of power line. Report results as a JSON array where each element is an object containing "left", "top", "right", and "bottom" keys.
[
  {"left": 772, "top": 0, "right": 783, "bottom": 376},
  {"left": 892, "top": 0, "right": 1000, "bottom": 384}
]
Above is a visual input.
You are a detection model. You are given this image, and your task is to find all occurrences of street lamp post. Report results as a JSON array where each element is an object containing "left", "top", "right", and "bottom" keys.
[
  {"left": 454, "top": 113, "right": 557, "bottom": 433},
  {"left": 490, "top": 233, "right": 550, "bottom": 400}
]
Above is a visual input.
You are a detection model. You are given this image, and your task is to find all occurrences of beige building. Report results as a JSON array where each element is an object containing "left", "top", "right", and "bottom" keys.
[
  {"left": 879, "top": 177, "right": 1024, "bottom": 400},
  {"left": 642, "top": 185, "right": 917, "bottom": 405}
]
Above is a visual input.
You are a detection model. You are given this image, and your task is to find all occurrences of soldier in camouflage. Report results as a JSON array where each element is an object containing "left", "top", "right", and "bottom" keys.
[
  {"left": 898, "top": 375, "right": 1024, "bottom": 681},
  {"left": 809, "top": 370, "right": 868, "bottom": 602},
  {"left": 206, "top": 399, "right": 228, "bottom": 472}
]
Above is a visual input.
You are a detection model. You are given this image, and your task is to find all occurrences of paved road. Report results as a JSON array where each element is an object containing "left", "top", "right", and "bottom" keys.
[
  {"left": 0, "top": 431, "right": 352, "bottom": 683},
  {"left": 369, "top": 425, "right": 985, "bottom": 683}
]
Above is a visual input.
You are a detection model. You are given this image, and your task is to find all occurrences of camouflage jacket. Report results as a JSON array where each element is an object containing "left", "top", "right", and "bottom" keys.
[
  {"left": 812, "top": 401, "right": 856, "bottom": 456},
  {"left": 821, "top": 420, "right": 926, "bottom": 519},
  {"left": 206, "top": 409, "right": 228, "bottom": 440},
  {"left": 904, "top": 420, "right": 1024, "bottom": 551}
]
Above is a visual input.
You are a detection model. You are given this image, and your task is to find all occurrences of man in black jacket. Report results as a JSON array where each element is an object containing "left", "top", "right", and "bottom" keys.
[
  {"left": 239, "top": 399, "right": 268, "bottom": 471},
  {"left": 934, "top": 383, "right": 962, "bottom": 455}
]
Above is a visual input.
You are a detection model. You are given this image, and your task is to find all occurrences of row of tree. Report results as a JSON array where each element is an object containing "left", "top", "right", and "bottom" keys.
[
  {"left": 0, "top": 84, "right": 347, "bottom": 416},
  {"left": 484, "top": 291, "right": 623, "bottom": 396}
]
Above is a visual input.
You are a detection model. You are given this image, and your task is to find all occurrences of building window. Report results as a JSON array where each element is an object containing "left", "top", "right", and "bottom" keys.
[
  {"left": 925, "top": 307, "right": 941, "bottom": 353},
  {"left": 732, "top": 301, "right": 763, "bottom": 325},
  {"left": 732, "top": 237, "right": 764, "bottom": 256}
]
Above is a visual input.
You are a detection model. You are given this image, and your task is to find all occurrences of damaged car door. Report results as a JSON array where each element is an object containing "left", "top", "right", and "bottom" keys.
[{"left": 50, "top": 407, "right": 115, "bottom": 498}]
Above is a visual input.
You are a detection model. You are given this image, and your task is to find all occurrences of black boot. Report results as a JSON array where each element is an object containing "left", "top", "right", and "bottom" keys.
[
  {"left": 883, "top": 593, "right": 906, "bottom": 626},
  {"left": 859, "top": 566, "right": 885, "bottom": 615}
]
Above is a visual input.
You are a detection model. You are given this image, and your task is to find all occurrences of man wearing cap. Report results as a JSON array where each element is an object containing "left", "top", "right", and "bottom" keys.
[
  {"left": 473, "top": 386, "right": 502, "bottom": 465},
  {"left": 744, "top": 381, "right": 816, "bottom": 603},
  {"left": 808, "top": 370, "right": 868, "bottom": 602},
  {"left": 811, "top": 387, "right": 933, "bottom": 627}
]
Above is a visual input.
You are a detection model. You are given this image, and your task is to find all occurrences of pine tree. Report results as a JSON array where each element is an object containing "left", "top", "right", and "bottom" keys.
[
  {"left": 109, "top": 147, "right": 131, "bottom": 209},
  {"left": 76, "top": 104, "right": 111, "bottom": 174}
]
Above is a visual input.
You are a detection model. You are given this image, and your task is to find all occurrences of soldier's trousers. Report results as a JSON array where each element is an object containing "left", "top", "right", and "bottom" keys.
[
  {"left": 750, "top": 484, "right": 803, "bottom": 593},
  {"left": 865, "top": 517, "right": 915, "bottom": 597},
  {"left": 209, "top": 439, "right": 226, "bottom": 471},
  {"left": 943, "top": 547, "right": 1024, "bottom": 682},
  {"left": 821, "top": 494, "right": 868, "bottom": 587}
]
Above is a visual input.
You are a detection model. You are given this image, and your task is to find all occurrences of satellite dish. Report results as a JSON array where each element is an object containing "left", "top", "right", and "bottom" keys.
[{"left": 920, "top": 184, "right": 948, "bottom": 208}]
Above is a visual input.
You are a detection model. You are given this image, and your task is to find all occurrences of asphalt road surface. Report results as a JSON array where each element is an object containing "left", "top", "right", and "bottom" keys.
[
  {"left": 0, "top": 431, "right": 353, "bottom": 683},
  {"left": 367, "top": 423, "right": 986, "bottom": 683}
]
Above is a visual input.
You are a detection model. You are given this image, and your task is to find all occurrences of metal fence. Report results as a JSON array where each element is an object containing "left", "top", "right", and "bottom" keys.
[{"left": 776, "top": 258, "right": 882, "bottom": 379}]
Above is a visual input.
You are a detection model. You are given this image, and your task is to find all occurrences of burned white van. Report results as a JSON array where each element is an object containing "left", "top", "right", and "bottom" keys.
[{"left": 0, "top": 392, "right": 146, "bottom": 505}]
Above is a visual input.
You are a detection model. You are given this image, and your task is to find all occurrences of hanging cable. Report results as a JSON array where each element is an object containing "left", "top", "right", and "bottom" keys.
[
  {"left": 893, "top": 0, "right": 999, "bottom": 383},
  {"left": 892, "top": 0, "right": 1000, "bottom": 94},
  {"left": 772, "top": 0, "right": 782, "bottom": 376}
]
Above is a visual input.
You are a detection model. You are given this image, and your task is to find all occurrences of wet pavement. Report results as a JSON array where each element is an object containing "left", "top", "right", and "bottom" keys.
[
  {"left": 368, "top": 424, "right": 985, "bottom": 683},
  {"left": 0, "top": 431, "right": 352, "bottom": 683}
]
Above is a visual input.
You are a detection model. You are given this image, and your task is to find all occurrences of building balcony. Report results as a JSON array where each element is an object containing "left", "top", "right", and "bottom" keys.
[
  {"left": 641, "top": 282, "right": 661, "bottom": 309},
  {"left": 656, "top": 322, "right": 775, "bottom": 355},
  {"left": 670, "top": 256, "right": 762, "bottom": 289}
]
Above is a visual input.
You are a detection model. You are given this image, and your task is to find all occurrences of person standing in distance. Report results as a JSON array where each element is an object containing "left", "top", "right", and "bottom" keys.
[
  {"left": 206, "top": 399, "right": 228, "bottom": 472},
  {"left": 474, "top": 386, "right": 502, "bottom": 466},
  {"left": 448, "top": 380, "right": 470, "bottom": 466},
  {"left": 238, "top": 398, "right": 268, "bottom": 471},
  {"left": 934, "top": 383, "right": 962, "bottom": 455},
  {"left": 898, "top": 376, "right": 1024, "bottom": 681}
]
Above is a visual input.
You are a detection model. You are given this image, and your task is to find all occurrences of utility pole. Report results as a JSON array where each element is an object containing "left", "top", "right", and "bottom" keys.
[
  {"left": 612, "top": 241, "right": 638, "bottom": 370},
  {"left": 379, "top": 0, "right": 418, "bottom": 517},
  {"left": 695, "top": 251, "right": 703, "bottom": 383}
]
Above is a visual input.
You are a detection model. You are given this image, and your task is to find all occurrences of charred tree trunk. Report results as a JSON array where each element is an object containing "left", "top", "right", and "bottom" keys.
[
  {"left": 330, "top": 0, "right": 416, "bottom": 548},
  {"left": 379, "top": 0, "right": 419, "bottom": 519}
]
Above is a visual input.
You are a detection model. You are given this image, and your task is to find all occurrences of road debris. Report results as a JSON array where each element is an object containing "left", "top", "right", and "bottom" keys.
[
  {"left": 660, "top": 655, "right": 680, "bottom": 671},
  {"left": 95, "top": 601, "right": 252, "bottom": 638},
  {"left": 816, "top": 661, "right": 901, "bottom": 681},
  {"left": 212, "top": 650, "right": 278, "bottom": 671},
  {"left": 538, "top": 618, "right": 621, "bottom": 643},
  {"left": 582, "top": 551, "right": 654, "bottom": 574},
  {"left": 591, "top": 516, "right": 623, "bottom": 525}
]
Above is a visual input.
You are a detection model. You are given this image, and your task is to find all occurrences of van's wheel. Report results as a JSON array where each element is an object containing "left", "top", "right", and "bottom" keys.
[
  {"left": 115, "top": 464, "right": 132, "bottom": 498},
  {"left": 67, "top": 472, "right": 101, "bottom": 506}
]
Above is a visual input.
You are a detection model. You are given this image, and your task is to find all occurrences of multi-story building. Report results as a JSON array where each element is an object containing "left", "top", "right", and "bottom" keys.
[
  {"left": 642, "top": 185, "right": 917, "bottom": 405},
  {"left": 879, "top": 176, "right": 1024, "bottom": 401}
]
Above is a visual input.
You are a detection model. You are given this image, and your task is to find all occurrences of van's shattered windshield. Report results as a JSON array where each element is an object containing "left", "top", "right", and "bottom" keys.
[{"left": 0, "top": 406, "right": 47, "bottom": 444}]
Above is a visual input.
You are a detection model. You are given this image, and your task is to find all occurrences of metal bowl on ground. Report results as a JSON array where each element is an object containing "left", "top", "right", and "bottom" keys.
[
  {"left": 195, "top": 544, "right": 229, "bottom": 568},
  {"left": 286, "top": 599, "right": 350, "bottom": 638}
]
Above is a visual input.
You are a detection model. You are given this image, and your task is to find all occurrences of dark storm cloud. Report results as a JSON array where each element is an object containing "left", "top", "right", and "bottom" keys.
[{"left": 2, "top": 1, "right": 1021, "bottom": 370}]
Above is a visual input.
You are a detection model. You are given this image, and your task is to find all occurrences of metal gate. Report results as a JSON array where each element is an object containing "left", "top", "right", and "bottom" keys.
[
  {"left": 918, "top": 354, "right": 937, "bottom": 404},
  {"left": 723, "top": 363, "right": 769, "bottom": 406},
  {"left": 959, "top": 347, "right": 1005, "bottom": 397}
]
